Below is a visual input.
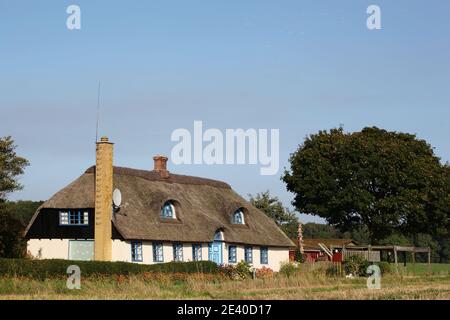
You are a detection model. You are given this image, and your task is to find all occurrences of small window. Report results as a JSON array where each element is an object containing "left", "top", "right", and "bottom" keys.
[
  {"left": 173, "top": 243, "right": 183, "bottom": 261},
  {"left": 60, "top": 211, "right": 69, "bottom": 225},
  {"left": 232, "top": 209, "right": 245, "bottom": 224},
  {"left": 228, "top": 245, "right": 237, "bottom": 263},
  {"left": 192, "top": 244, "right": 202, "bottom": 261},
  {"left": 161, "top": 202, "right": 176, "bottom": 219},
  {"left": 244, "top": 246, "right": 253, "bottom": 263},
  {"left": 214, "top": 230, "right": 224, "bottom": 241},
  {"left": 131, "top": 241, "right": 143, "bottom": 262},
  {"left": 60, "top": 210, "right": 88, "bottom": 226},
  {"left": 260, "top": 246, "right": 268, "bottom": 264},
  {"left": 153, "top": 242, "right": 164, "bottom": 262}
]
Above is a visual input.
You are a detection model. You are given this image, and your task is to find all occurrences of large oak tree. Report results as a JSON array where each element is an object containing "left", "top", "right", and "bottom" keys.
[{"left": 282, "top": 127, "right": 450, "bottom": 243}]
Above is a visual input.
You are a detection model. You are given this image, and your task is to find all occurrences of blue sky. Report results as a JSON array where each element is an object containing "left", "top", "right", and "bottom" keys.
[{"left": 1, "top": 1, "right": 449, "bottom": 223}]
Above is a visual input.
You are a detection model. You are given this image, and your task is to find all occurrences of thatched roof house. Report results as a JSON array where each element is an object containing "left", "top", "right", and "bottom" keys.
[
  {"left": 25, "top": 137, "right": 294, "bottom": 271},
  {"left": 26, "top": 166, "right": 294, "bottom": 247}
]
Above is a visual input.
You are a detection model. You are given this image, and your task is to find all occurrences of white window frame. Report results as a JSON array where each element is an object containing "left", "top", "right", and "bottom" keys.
[
  {"left": 233, "top": 210, "right": 245, "bottom": 225},
  {"left": 59, "top": 210, "right": 88, "bottom": 226}
]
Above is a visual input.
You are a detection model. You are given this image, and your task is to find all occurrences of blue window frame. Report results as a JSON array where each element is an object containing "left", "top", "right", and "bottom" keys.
[
  {"left": 173, "top": 243, "right": 183, "bottom": 261},
  {"left": 228, "top": 245, "right": 237, "bottom": 263},
  {"left": 153, "top": 242, "right": 164, "bottom": 262},
  {"left": 59, "top": 210, "right": 88, "bottom": 226},
  {"left": 232, "top": 210, "right": 244, "bottom": 224},
  {"left": 161, "top": 202, "right": 176, "bottom": 219},
  {"left": 244, "top": 246, "right": 253, "bottom": 263},
  {"left": 192, "top": 244, "right": 202, "bottom": 261},
  {"left": 260, "top": 246, "right": 268, "bottom": 264},
  {"left": 131, "top": 241, "right": 143, "bottom": 262}
]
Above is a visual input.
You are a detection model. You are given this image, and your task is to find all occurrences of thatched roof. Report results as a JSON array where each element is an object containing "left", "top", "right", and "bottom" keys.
[{"left": 25, "top": 166, "right": 295, "bottom": 248}]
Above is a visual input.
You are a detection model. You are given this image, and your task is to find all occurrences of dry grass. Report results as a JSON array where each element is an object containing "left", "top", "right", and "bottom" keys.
[{"left": 0, "top": 272, "right": 449, "bottom": 300}]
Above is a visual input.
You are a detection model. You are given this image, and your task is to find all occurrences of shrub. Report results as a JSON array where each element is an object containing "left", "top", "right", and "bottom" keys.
[
  {"left": 234, "top": 261, "right": 252, "bottom": 279},
  {"left": 325, "top": 264, "right": 342, "bottom": 277},
  {"left": 148, "top": 261, "right": 219, "bottom": 274},
  {"left": 279, "top": 262, "right": 298, "bottom": 278},
  {"left": 343, "top": 255, "right": 369, "bottom": 277},
  {"left": 219, "top": 261, "right": 252, "bottom": 280},
  {"left": 0, "top": 258, "right": 219, "bottom": 280},
  {"left": 375, "top": 261, "right": 392, "bottom": 275},
  {"left": 294, "top": 248, "right": 304, "bottom": 263},
  {"left": 255, "top": 266, "right": 274, "bottom": 279},
  {"left": 218, "top": 264, "right": 235, "bottom": 279}
]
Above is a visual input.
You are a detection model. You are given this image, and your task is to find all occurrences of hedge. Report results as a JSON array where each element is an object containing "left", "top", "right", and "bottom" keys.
[{"left": 0, "top": 258, "right": 219, "bottom": 279}]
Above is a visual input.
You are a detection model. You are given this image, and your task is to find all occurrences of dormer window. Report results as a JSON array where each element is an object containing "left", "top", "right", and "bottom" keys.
[
  {"left": 214, "top": 230, "right": 224, "bottom": 241},
  {"left": 232, "top": 209, "right": 245, "bottom": 225},
  {"left": 161, "top": 201, "right": 176, "bottom": 219}
]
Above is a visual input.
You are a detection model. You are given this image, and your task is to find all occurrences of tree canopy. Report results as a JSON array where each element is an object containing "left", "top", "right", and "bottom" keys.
[
  {"left": 0, "top": 200, "right": 43, "bottom": 258},
  {"left": 0, "top": 136, "right": 32, "bottom": 258},
  {"left": 0, "top": 136, "right": 29, "bottom": 202},
  {"left": 249, "top": 191, "right": 299, "bottom": 238},
  {"left": 282, "top": 127, "right": 450, "bottom": 243}
]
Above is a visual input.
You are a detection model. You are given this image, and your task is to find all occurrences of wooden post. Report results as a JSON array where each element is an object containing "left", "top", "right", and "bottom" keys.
[
  {"left": 368, "top": 245, "right": 372, "bottom": 262},
  {"left": 428, "top": 248, "right": 432, "bottom": 274},
  {"left": 394, "top": 246, "right": 398, "bottom": 274},
  {"left": 412, "top": 249, "right": 416, "bottom": 276},
  {"left": 403, "top": 251, "right": 407, "bottom": 267}
]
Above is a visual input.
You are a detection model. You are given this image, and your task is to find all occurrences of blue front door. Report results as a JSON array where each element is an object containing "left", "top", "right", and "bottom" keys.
[{"left": 208, "top": 241, "right": 223, "bottom": 265}]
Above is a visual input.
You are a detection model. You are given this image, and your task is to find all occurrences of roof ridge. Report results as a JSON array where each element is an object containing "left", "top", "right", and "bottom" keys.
[{"left": 84, "top": 165, "right": 231, "bottom": 189}]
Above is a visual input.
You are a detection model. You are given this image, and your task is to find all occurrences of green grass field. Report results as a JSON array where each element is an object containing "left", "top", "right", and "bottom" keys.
[
  {"left": 398, "top": 263, "right": 450, "bottom": 275},
  {"left": 0, "top": 264, "right": 449, "bottom": 300}
]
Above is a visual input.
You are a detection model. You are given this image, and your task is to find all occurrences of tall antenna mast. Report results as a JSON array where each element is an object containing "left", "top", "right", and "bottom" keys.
[{"left": 95, "top": 81, "right": 101, "bottom": 142}]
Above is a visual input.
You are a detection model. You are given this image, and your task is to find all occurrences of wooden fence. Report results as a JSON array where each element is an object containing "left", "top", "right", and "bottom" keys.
[{"left": 343, "top": 250, "right": 380, "bottom": 262}]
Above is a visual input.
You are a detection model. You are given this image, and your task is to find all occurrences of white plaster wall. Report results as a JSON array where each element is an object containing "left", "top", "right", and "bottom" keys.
[
  {"left": 264, "top": 247, "right": 290, "bottom": 271},
  {"left": 142, "top": 242, "right": 154, "bottom": 263},
  {"left": 183, "top": 243, "right": 193, "bottom": 261},
  {"left": 29, "top": 239, "right": 290, "bottom": 271},
  {"left": 27, "top": 239, "right": 69, "bottom": 259},
  {"left": 112, "top": 240, "right": 154, "bottom": 264},
  {"left": 111, "top": 239, "right": 132, "bottom": 263},
  {"left": 201, "top": 243, "right": 209, "bottom": 261},
  {"left": 223, "top": 244, "right": 289, "bottom": 272}
]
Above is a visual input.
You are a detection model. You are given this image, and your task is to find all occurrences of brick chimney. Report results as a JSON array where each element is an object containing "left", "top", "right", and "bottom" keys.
[
  {"left": 153, "top": 155, "right": 169, "bottom": 178},
  {"left": 94, "top": 136, "right": 113, "bottom": 261}
]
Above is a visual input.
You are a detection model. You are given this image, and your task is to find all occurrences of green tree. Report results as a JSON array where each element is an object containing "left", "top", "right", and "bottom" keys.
[
  {"left": 301, "top": 222, "right": 371, "bottom": 245},
  {"left": 0, "top": 200, "right": 42, "bottom": 258},
  {"left": 437, "top": 238, "right": 450, "bottom": 263},
  {"left": 0, "top": 137, "right": 32, "bottom": 258},
  {"left": 0, "top": 136, "right": 29, "bottom": 202},
  {"left": 282, "top": 127, "right": 450, "bottom": 243},
  {"left": 249, "top": 191, "right": 299, "bottom": 238},
  {"left": 302, "top": 222, "right": 341, "bottom": 239}
]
